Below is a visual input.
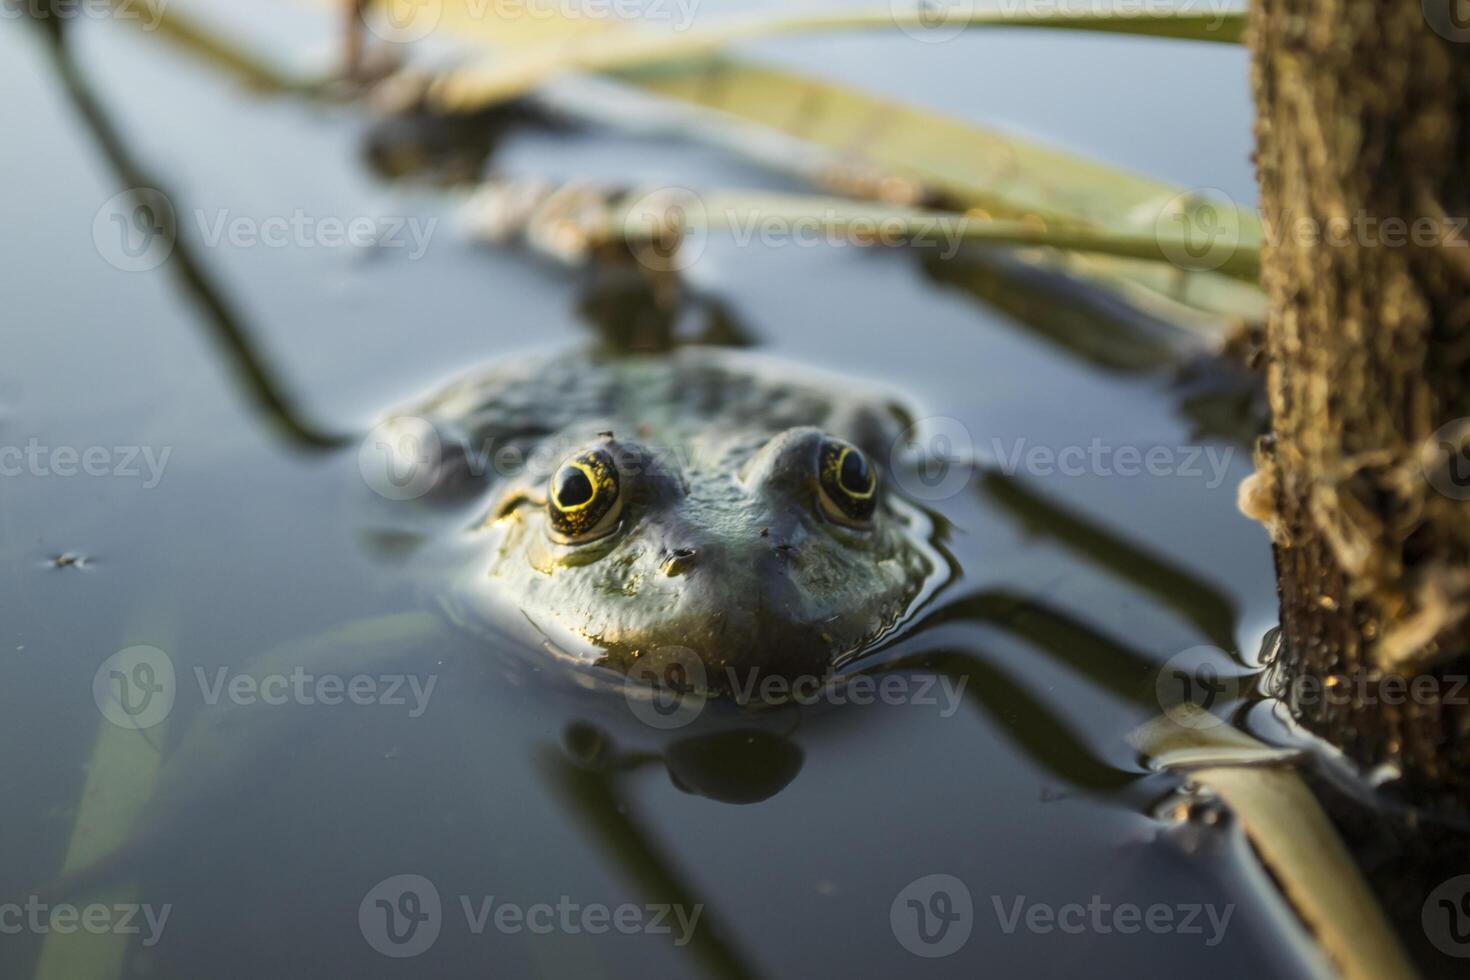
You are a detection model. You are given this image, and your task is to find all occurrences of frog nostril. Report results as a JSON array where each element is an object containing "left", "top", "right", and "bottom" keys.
[{"left": 661, "top": 547, "right": 699, "bottom": 576}]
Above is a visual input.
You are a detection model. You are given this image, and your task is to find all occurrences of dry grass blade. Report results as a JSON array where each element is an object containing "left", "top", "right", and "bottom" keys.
[
  {"left": 1131, "top": 708, "right": 1418, "bottom": 980},
  {"left": 426, "top": 9, "right": 1245, "bottom": 110},
  {"left": 126, "top": 0, "right": 1267, "bottom": 331},
  {"left": 105, "top": 0, "right": 313, "bottom": 93},
  {"left": 395, "top": 0, "right": 1264, "bottom": 325}
]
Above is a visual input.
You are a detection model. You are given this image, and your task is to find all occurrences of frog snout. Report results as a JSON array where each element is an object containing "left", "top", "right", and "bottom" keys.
[
  {"left": 659, "top": 536, "right": 798, "bottom": 576},
  {"left": 653, "top": 539, "right": 834, "bottom": 686}
]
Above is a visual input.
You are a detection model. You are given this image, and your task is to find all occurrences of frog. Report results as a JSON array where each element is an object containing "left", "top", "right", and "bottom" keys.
[{"left": 371, "top": 344, "right": 948, "bottom": 693}]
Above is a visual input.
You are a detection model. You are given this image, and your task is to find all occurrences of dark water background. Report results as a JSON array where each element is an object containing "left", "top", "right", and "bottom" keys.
[{"left": 0, "top": 3, "right": 1336, "bottom": 977}]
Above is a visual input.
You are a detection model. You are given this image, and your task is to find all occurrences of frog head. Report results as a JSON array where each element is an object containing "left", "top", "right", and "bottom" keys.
[{"left": 483, "top": 426, "right": 936, "bottom": 693}]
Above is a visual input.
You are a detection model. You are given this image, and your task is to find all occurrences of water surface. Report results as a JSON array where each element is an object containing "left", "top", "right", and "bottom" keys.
[{"left": 0, "top": 8, "right": 1315, "bottom": 978}]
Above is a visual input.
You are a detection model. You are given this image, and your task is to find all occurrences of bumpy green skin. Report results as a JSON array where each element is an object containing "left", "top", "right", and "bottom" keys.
[{"left": 401, "top": 346, "right": 936, "bottom": 687}]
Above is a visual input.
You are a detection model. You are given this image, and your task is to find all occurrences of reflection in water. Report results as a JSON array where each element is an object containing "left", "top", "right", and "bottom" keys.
[
  {"left": 978, "top": 470, "right": 1239, "bottom": 653},
  {"left": 663, "top": 730, "right": 804, "bottom": 805},
  {"left": 905, "top": 588, "right": 1161, "bottom": 705},
  {"left": 31, "top": 613, "right": 447, "bottom": 908},
  {"left": 563, "top": 723, "right": 803, "bottom": 806},
  {"left": 543, "top": 734, "right": 763, "bottom": 980},
  {"left": 575, "top": 267, "right": 755, "bottom": 353},
  {"left": 864, "top": 651, "right": 1137, "bottom": 793},
  {"left": 363, "top": 94, "right": 573, "bottom": 185},
  {"left": 1174, "top": 354, "right": 1270, "bottom": 447},
  {"left": 30, "top": 12, "right": 347, "bottom": 451},
  {"left": 922, "top": 246, "right": 1204, "bottom": 373},
  {"left": 538, "top": 607, "right": 1148, "bottom": 980}
]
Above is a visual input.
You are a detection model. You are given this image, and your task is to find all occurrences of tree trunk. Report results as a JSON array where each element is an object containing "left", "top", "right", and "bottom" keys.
[{"left": 1247, "top": 0, "right": 1470, "bottom": 809}]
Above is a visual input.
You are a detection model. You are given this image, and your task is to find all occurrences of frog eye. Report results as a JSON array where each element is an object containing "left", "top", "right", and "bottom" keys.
[
  {"left": 547, "top": 448, "right": 623, "bottom": 543},
  {"left": 816, "top": 438, "right": 877, "bottom": 526}
]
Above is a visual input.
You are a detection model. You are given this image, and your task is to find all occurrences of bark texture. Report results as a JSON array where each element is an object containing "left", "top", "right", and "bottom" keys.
[{"left": 1249, "top": 0, "right": 1470, "bottom": 809}]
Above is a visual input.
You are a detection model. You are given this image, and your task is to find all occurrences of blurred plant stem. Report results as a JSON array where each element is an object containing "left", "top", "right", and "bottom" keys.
[
  {"left": 37, "top": 8, "right": 348, "bottom": 449},
  {"left": 425, "top": 9, "right": 1245, "bottom": 111}
]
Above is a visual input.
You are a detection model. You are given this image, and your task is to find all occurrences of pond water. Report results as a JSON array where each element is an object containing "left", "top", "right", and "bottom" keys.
[{"left": 0, "top": 4, "right": 1340, "bottom": 978}]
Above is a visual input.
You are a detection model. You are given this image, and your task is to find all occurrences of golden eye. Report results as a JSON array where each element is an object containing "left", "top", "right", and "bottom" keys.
[
  {"left": 548, "top": 448, "right": 623, "bottom": 543},
  {"left": 817, "top": 438, "right": 877, "bottom": 526}
]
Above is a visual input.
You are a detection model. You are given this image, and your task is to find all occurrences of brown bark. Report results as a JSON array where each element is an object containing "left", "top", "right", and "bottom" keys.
[{"left": 1248, "top": 0, "right": 1470, "bottom": 809}]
